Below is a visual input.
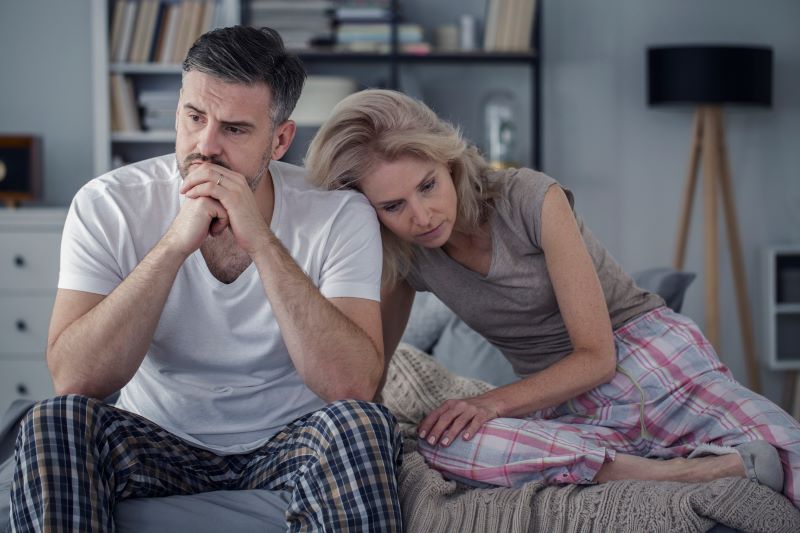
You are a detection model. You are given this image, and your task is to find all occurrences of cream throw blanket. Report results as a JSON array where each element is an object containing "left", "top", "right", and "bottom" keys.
[{"left": 380, "top": 344, "right": 800, "bottom": 533}]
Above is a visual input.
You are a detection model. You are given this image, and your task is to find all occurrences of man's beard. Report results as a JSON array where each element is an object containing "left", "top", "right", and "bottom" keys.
[{"left": 177, "top": 150, "right": 271, "bottom": 192}]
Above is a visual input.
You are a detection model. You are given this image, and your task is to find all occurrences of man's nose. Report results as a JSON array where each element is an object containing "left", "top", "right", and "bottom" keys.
[{"left": 196, "top": 125, "right": 222, "bottom": 156}]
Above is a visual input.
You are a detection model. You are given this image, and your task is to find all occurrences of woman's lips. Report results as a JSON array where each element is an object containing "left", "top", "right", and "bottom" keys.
[{"left": 416, "top": 222, "right": 444, "bottom": 241}]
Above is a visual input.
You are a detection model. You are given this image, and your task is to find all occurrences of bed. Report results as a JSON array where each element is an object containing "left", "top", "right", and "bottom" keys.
[{"left": 2, "top": 268, "right": 798, "bottom": 531}]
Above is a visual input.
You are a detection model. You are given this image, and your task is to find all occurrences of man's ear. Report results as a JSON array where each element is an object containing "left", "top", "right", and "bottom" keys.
[{"left": 270, "top": 120, "right": 297, "bottom": 161}]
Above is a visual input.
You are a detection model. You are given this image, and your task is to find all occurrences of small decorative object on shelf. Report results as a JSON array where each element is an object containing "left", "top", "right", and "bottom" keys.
[
  {"left": 482, "top": 90, "right": 519, "bottom": 169},
  {"left": 0, "top": 136, "right": 41, "bottom": 209}
]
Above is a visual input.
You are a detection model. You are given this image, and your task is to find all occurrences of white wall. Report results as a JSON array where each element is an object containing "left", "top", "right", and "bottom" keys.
[
  {"left": 1, "top": 0, "right": 798, "bottom": 401},
  {"left": 543, "top": 0, "right": 800, "bottom": 401}
]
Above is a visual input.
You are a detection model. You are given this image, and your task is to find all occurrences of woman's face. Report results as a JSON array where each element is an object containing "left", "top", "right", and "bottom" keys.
[{"left": 359, "top": 156, "right": 458, "bottom": 248}]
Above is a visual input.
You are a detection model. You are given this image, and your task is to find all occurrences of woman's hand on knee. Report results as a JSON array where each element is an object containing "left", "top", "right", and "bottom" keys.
[{"left": 418, "top": 396, "right": 500, "bottom": 447}]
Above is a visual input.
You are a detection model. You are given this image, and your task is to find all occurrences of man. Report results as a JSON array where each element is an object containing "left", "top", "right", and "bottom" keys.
[{"left": 9, "top": 26, "right": 402, "bottom": 532}]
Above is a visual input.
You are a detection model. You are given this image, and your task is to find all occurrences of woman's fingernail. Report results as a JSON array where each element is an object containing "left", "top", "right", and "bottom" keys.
[
  {"left": 442, "top": 437, "right": 450, "bottom": 446},
  {"left": 428, "top": 436, "right": 436, "bottom": 445},
  {"left": 419, "top": 430, "right": 426, "bottom": 439},
  {"left": 463, "top": 433, "right": 470, "bottom": 440}
]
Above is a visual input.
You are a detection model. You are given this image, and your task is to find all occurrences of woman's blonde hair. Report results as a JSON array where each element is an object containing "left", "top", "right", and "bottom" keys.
[{"left": 305, "top": 89, "right": 503, "bottom": 286}]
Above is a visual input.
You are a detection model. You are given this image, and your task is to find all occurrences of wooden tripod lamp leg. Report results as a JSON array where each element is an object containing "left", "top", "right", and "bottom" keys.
[
  {"left": 674, "top": 109, "right": 704, "bottom": 270},
  {"left": 702, "top": 106, "right": 721, "bottom": 350},
  {"left": 715, "top": 110, "right": 763, "bottom": 393}
]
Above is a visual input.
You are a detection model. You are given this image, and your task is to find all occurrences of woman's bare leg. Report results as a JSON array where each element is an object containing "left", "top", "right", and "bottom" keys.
[{"left": 594, "top": 453, "right": 745, "bottom": 483}]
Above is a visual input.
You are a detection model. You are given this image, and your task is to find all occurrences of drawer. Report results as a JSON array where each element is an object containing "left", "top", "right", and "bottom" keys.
[
  {"left": 0, "top": 359, "right": 54, "bottom": 414},
  {"left": 0, "top": 295, "right": 55, "bottom": 353},
  {"left": 0, "top": 231, "right": 62, "bottom": 290}
]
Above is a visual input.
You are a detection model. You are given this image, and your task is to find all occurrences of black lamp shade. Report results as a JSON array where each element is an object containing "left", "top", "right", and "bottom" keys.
[{"left": 648, "top": 45, "right": 772, "bottom": 107}]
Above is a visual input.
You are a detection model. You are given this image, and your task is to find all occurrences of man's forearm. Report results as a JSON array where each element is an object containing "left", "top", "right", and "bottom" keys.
[
  {"left": 48, "top": 239, "right": 187, "bottom": 399},
  {"left": 252, "top": 233, "right": 382, "bottom": 402}
]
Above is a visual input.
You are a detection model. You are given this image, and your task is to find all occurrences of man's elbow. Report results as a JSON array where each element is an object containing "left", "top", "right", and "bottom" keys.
[
  {"left": 324, "top": 366, "right": 383, "bottom": 403},
  {"left": 49, "top": 363, "right": 109, "bottom": 399},
  {"left": 326, "top": 378, "right": 381, "bottom": 403}
]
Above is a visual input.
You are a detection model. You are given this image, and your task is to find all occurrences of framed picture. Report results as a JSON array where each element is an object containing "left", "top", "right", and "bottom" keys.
[{"left": 0, "top": 135, "right": 41, "bottom": 208}]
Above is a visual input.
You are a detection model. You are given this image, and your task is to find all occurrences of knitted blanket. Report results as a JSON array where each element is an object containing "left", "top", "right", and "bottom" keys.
[{"left": 381, "top": 344, "right": 800, "bottom": 533}]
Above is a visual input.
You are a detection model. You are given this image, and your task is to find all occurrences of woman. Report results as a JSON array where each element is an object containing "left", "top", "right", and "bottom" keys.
[{"left": 305, "top": 89, "right": 799, "bottom": 506}]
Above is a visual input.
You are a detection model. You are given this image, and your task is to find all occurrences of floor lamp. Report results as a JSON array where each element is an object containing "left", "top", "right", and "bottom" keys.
[{"left": 647, "top": 45, "right": 773, "bottom": 393}]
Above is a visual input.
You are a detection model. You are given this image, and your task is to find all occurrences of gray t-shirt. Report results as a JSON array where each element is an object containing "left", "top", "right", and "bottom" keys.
[{"left": 406, "top": 168, "right": 664, "bottom": 377}]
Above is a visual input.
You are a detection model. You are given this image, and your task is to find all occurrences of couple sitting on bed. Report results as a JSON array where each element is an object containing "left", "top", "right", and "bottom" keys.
[{"left": 8, "top": 25, "right": 799, "bottom": 532}]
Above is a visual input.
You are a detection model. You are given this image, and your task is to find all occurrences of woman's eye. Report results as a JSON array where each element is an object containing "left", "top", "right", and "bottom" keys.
[
  {"left": 383, "top": 203, "right": 401, "bottom": 213},
  {"left": 421, "top": 179, "right": 436, "bottom": 192}
]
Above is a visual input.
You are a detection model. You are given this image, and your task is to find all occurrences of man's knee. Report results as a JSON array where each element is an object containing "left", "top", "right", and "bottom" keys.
[
  {"left": 19, "top": 394, "right": 104, "bottom": 443},
  {"left": 315, "top": 399, "right": 400, "bottom": 450}
]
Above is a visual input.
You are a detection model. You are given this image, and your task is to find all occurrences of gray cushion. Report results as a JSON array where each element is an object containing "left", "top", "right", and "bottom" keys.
[{"left": 631, "top": 267, "right": 696, "bottom": 313}]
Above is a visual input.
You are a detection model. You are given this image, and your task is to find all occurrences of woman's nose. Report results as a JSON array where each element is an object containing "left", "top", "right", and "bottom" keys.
[{"left": 410, "top": 200, "right": 432, "bottom": 227}]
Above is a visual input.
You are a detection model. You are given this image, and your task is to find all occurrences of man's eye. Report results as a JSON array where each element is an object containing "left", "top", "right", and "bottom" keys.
[
  {"left": 227, "top": 127, "right": 243, "bottom": 135},
  {"left": 189, "top": 114, "right": 201, "bottom": 122}
]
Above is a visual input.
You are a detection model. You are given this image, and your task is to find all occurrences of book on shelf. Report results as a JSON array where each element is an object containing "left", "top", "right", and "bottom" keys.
[
  {"left": 156, "top": 3, "right": 181, "bottom": 63},
  {"left": 334, "top": 6, "right": 391, "bottom": 23},
  {"left": 483, "top": 0, "right": 537, "bottom": 52},
  {"left": 109, "top": 0, "right": 127, "bottom": 61},
  {"left": 109, "top": 0, "right": 218, "bottom": 66},
  {"left": 336, "top": 23, "right": 423, "bottom": 44},
  {"left": 109, "top": 74, "right": 141, "bottom": 132},
  {"left": 112, "top": 0, "right": 139, "bottom": 62}
]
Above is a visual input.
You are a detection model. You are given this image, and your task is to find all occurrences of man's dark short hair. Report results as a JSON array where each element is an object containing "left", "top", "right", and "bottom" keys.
[{"left": 183, "top": 26, "right": 307, "bottom": 125}]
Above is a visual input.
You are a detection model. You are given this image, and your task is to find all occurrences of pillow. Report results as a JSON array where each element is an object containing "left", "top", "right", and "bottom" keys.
[
  {"left": 401, "top": 293, "right": 517, "bottom": 387},
  {"left": 400, "top": 292, "right": 455, "bottom": 354},
  {"left": 631, "top": 267, "right": 696, "bottom": 313},
  {"left": 431, "top": 317, "right": 517, "bottom": 387}
]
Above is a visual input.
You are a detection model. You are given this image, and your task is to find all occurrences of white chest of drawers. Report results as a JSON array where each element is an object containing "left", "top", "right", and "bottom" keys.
[{"left": 0, "top": 208, "right": 67, "bottom": 413}]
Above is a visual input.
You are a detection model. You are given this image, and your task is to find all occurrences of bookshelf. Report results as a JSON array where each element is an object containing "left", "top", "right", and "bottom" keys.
[
  {"left": 91, "top": 0, "right": 240, "bottom": 174},
  {"left": 91, "top": 0, "right": 541, "bottom": 175}
]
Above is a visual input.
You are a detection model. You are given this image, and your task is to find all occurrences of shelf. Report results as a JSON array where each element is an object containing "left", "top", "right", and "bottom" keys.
[
  {"left": 777, "top": 304, "right": 800, "bottom": 314},
  {"left": 112, "top": 131, "right": 176, "bottom": 143},
  {"left": 296, "top": 50, "right": 537, "bottom": 64},
  {"left": 110, "top": 63, "right": 183, "bottom": 74}
]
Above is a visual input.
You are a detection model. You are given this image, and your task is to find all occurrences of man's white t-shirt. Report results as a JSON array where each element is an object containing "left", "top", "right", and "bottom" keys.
[{"left": 58, "top": 154, "right": 382, "bottom": 454}]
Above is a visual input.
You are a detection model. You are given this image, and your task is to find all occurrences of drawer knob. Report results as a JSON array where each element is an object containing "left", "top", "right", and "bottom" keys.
[
  {"left": 16, "top": 319, "right": 28, "bottom": 332},
  {"left": 16, "top": 383, "right": 29, "bottom": 396},
  {"left": 13, "top": 255, "right": 26, "bottom": 267}
]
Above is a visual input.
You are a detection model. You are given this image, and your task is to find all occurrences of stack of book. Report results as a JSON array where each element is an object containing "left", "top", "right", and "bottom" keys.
[
  {"left": 139, "top": 90, "right": 180, "bottom": 132},
  {"left": 335, "top": 23, "right": 427, "bottom": 53},
  {"left": 332, "top": 0, "right": 428, "bottom": 53},
  {"left": 109, "top": 0, "right": 221, "bottom": 64},
  {"left": 247, "top": 0, "right": 335, "bottom": 50},
  {"left": 483, "top": 0, "right": 537, "bottom": 52},
  {"left": 334, "top": 1, "right": 391, "bottom": 24}
]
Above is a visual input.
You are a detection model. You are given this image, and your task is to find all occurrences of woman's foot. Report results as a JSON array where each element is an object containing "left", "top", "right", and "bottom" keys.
[
  {"left": 596, "top": 440, "right": 783, "bottom": 492},
  {"left": 689, "top": 440, "right": 784, "bottom": 492},
  {"left": 595, "top": 452, "right": 743, "bottom": 484}
]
